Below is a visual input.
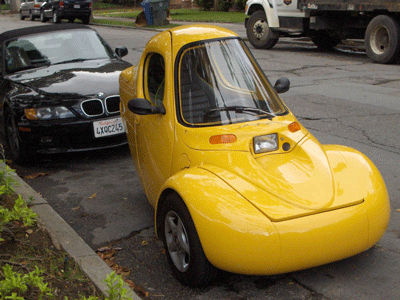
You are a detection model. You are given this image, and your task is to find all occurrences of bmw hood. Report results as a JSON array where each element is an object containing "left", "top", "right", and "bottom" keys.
[{"left": 7, "top": 59, "right": 132, "bottom": 101}]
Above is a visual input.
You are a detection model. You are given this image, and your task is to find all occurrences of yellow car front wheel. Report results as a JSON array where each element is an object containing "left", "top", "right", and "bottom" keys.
[{"left": 159, "top": 193, "right": 217, "bottom": 287}]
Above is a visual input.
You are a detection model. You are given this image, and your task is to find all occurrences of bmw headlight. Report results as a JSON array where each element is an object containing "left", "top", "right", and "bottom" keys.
[
  {"left": 25, "top": 106, "right": 75, "bottom": 120},
  {"left": 254, "top": 133, "right": 278, "bottom": 154}
]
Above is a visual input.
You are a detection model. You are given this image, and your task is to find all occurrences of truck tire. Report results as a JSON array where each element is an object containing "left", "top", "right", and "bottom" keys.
[
  {"left": 246, "top": 10, "right": 279, "bottom": 49},
  {"left": 310, "top": 30, "right": 341, "bottom": 50},
  {"left": 365, "top": 15, "right": 400, "bottom": 64}
]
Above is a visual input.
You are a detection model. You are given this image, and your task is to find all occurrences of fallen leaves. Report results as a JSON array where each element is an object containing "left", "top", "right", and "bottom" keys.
[
  {"left": 96, "top": 245, "right": 150, "bottom": 297},
  {"left": 87, "top": 193, "right": 96, "bottom": 199},
  {"left": 24, "top": 172, "right": 48, "bottom": 179},
  {"left": 96, "top": 246, "right": 130, "bottom": 277}
]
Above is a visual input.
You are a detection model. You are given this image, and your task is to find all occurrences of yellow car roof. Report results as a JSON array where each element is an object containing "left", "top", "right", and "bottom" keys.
[{"left": 145, "top": 25, "right": 239, "bottom": 56}]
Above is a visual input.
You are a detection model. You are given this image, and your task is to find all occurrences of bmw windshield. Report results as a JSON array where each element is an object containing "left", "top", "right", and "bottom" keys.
[
  {"left": 5, "top": 29, "right": 115, "bottom": 74},
  {"left": 178, "top": 38, "right": 288, "bottom": 126}
]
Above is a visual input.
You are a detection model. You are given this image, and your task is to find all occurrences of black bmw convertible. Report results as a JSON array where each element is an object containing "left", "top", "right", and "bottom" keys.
[{"left": 0, "top": 24, "right": 132, "bottom": 162}]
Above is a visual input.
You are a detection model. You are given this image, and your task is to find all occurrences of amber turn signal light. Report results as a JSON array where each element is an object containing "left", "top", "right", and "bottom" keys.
[
  {"left": 288, "top": 122, "right": 301, "bottom": 132},
  {"left": 209, "top": 134, "right": 237, "bottom": 144}
]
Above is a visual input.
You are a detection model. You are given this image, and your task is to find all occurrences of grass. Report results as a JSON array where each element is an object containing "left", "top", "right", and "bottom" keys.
[
  {"left": 90, "top": 17, "right": 179, "bottom": 28},
  {"left": 0, "top": 3, "right": 10, "bottom": 12},
  {"left": 91, "top": 18, "right": 139, "bottom": 27},
  {"left": 169, "top": 9, "right": 245, "bottom": 23},
  {"left": 93, "top": 7, "right": 246, "bottom": 23}
]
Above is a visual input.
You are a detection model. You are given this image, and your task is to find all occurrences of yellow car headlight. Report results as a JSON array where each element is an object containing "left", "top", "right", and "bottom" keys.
[{"left": 254, "top": 133, "right": 278, "bottom": 154}]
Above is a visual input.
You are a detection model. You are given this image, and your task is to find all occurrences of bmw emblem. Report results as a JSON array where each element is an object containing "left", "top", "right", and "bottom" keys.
[{"left": 96, "top": 92, "right": 106, "bottom": 100}]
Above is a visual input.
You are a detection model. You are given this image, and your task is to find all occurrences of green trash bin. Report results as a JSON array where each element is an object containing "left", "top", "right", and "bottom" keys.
[{"left": 148, "top": 0, "right": 170, "bottom": 26}]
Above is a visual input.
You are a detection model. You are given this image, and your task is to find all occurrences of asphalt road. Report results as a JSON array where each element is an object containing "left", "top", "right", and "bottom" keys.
[{"left": 1, "top": 14, "right": 399, "bottom": 300}]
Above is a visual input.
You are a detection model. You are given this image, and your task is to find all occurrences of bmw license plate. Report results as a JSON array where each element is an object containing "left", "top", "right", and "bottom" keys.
[
  {"left": 74, "top": 4, "right": 80, "bottom": 8},
  {"left": 93, "top": 117, "right": 125, "bottom": 138}
]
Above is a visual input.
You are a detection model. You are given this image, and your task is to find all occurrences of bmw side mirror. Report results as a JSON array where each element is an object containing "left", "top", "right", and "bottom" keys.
[
  {"left": 128, "top": 98, "right": 166, "bottom": 115},
  {"left": 115, "top": 47, "right": 128, "bottom": 58},
  {"left": 274, "top": 77, "right": 290, "bottom": 94}
]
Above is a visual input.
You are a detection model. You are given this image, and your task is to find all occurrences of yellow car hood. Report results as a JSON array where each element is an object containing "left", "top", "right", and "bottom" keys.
[{"left": 179, "top": 119, "right": 362, "bottom": 221}]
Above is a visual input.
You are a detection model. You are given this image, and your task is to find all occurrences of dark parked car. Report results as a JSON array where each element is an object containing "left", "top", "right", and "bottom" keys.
[
  {"left": 0, "top": 24, "right": 132, "bottom": 162},
  {"left": 19, "top": 0, "right": 46, "bottom": 21},
  {"left": 40, "top": 0, "right": 91, "bottom": 24}
]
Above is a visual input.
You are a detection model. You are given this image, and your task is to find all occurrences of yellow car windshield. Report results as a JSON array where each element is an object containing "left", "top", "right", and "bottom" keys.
[{"left": 178, "top": 38, "right": 287, "bottom": 126}]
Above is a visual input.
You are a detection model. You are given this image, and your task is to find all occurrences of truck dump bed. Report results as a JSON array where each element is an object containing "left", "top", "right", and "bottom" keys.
[{"left": 298, "top": 0, "right": 400, "bottom": 12}]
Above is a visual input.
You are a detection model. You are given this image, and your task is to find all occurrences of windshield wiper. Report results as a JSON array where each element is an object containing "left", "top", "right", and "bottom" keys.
[
  {"left": 10, "top": 65, "right": 38, "bottom": 73},
  {"left": 205, "top": 106, "right": 275, "bottom": 119},
  {"left": 52, "top": 58, "right": 87, "bottom": 65}
]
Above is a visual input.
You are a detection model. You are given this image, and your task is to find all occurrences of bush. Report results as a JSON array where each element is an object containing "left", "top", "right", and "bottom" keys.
[
  {"left": 194, "top": 0, "right": 214, "bottom": 11},
  {"left": 235, "top": 0, "right": 246, "bottom": 11},
  {"left": 217, "top": 0, "right": 233, "bottom": 11}
]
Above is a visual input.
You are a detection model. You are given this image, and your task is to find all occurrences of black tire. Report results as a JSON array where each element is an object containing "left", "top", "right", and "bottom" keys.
[
  {"left": 4, "top": 108, "right": 27, "bottom": 163},
  {"left": 246, "top": 10, "right": 279, "bottom": 49},
  {"left": 20, "top": 11, "right": 25, "bottom": 20},
  {"left": 159, "top": 193, "right": 217, "bottom": 287},
  {"left": 68, "top": 18, "right": 75, "bottom": 23},
  {"left": 53, "top": 10, "right": 61, "bottom": 23},
  {"left": 365, "top": 15, "right": 400, "bottom": 64},
  {"left": 40, "top": 10, "right": 47, "bottom": 22},
  {"left": 29, "top": 11, "right": 35, "bottom": 21},
  {"left": 310, "top": 30, "right": 341, "bottom": 50},
  {"left": 81, "top": 16, "right": 90, "bottom": 24}
]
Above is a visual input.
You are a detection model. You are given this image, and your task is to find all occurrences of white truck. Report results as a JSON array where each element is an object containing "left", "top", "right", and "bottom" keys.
[{"left": 245, "top": 0, "right": 400, "bottom": 64}]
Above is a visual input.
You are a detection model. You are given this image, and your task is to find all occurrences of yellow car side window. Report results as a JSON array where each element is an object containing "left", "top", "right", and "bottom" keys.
[{"left": 145, "top": 52, "right": 165, "bottom": 104}]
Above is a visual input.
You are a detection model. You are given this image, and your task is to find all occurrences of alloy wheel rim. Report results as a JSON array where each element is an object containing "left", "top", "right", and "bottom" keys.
[
  {"left": 165, "top": 211, "right": 190, "bottom": 272},
  {"left": 6, "top": 115, "right": 19, "bottom": 155}
]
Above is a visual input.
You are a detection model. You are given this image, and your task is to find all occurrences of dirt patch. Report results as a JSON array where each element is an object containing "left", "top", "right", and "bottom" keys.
[{"left": 0, "top": 194, "right": 101, "bottom": 299}]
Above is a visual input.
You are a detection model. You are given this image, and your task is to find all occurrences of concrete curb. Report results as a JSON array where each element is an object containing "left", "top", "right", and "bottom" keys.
[{"left": 2, "top": 164, "right": 141, "bottom": 300}]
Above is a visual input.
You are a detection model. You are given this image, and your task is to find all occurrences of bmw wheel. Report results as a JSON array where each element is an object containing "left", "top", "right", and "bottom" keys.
[
  {"left": 159, "top": 193, "right": 217, "bottom": 287},
  {"left": 5, "top": 108, "right": 26, "bottom": 163},
  {"left": 246, "top": 10, "right": 279, "bottom": 49}
]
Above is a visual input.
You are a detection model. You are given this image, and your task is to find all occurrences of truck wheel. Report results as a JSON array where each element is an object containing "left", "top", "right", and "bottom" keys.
[
  {"left": 311, "top": 30, "right": 341, "bottom": 50},
  {"left": 159, "top": 193, "right": 217, "bottom": 287},
  {"left": 365, "top": 15, "right": 400, "bottom": 64},
  {"left": 246, "top": 10, "right": 279, "bottom": 49}
]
